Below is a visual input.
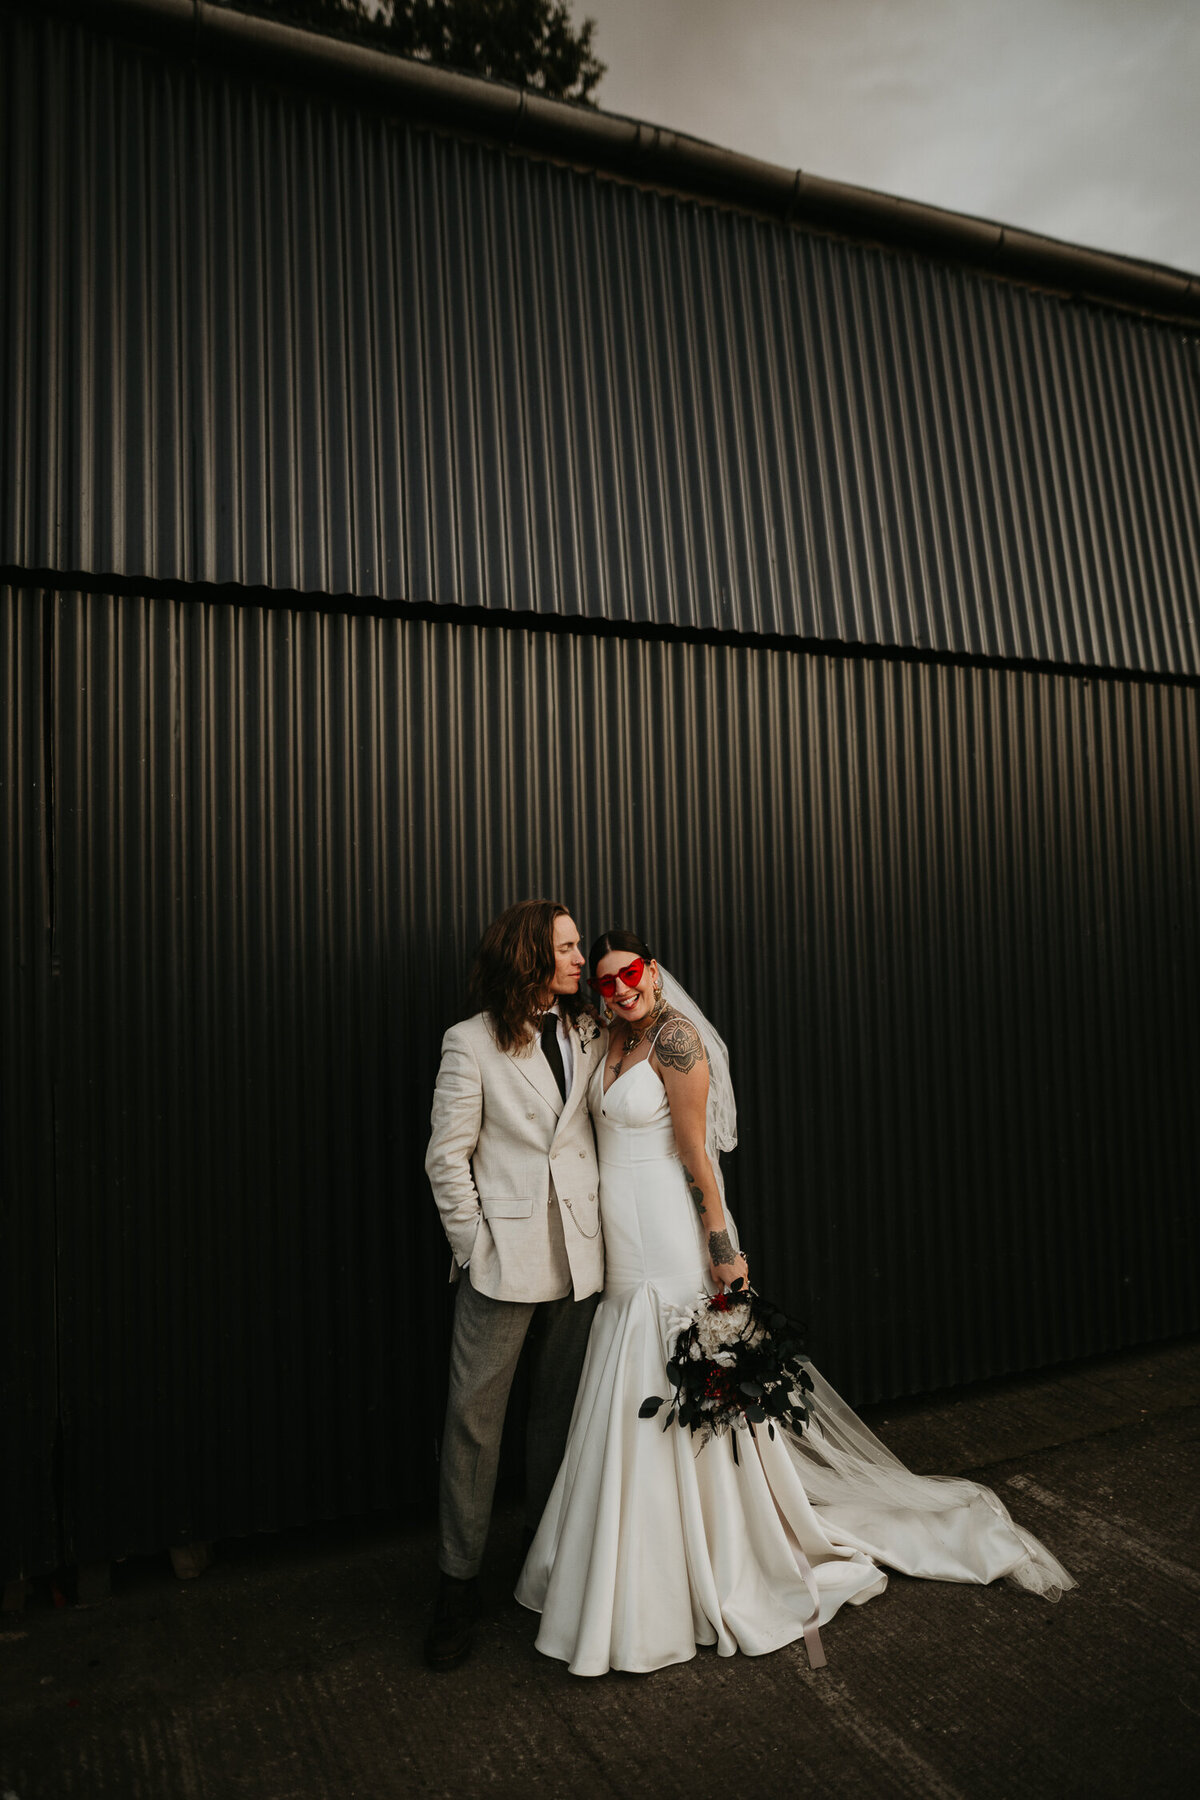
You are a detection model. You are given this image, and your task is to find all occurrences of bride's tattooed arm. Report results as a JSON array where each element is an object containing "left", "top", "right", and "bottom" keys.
[
  {"left": 681, "top": 1163, "right": 707, "bottom": 1219},
  {"left": 707, "top": 1228, "right": 736, "bottom": 1266},
  {"left": 654, "top": 1012, "right": 708, "bottom": 1074},
  {"left": 654, "top": 1008, "right": 748, "bottom": 1286},
  {"left": 662, "top": 1022, "right": 711, "bottom": 1219}
]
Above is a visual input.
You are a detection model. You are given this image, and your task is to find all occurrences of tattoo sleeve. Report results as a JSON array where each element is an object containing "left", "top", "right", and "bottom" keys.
[
  {"left": 654, "top": 1014, "right": 707, "bottom": 1074},
  {"left": 681, "top": 1163, "right": 707, "bottom": 1218},
  {"left": 708, "top": 1228, "right": 736, "bottom": 1266}
]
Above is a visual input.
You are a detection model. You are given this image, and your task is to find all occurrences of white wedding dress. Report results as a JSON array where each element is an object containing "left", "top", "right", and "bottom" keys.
[{"left": 515, "top": 1054, "right": 1076, "bottom": 1677}]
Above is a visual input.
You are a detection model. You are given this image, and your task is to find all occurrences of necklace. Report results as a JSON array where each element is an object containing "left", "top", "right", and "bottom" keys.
[
  {"left": 610, "top": 1000, "right": 666, "bottom": 1081},
  {"left": 611, "top": 1025, "right": 645, "bottom": 1082}
]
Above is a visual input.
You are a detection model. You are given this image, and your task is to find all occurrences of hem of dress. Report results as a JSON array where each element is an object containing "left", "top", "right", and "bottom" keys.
[
  {"left": 517, "top": 1591, "right": 839, "bottom": 1678},
  {"left": 536, "top": 1640, "right": 704, "bottom": 1678}
]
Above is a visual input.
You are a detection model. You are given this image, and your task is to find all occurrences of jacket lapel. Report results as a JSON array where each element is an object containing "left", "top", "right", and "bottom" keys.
[
  {"left": 510, "top": 1035, "right": 565, "bottom": 1117},
  {"left": 553, "top": 1019, "right": 597, "bottom": 1138}
]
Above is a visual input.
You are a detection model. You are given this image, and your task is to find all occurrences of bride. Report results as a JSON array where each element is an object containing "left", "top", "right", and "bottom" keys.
[{"left": 515, "top": 928, "right": 1076, "bottom": 1677}]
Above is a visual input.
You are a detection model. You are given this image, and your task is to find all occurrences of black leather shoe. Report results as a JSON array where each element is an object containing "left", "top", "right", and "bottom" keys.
[{"left": 424, "top": 1573, "right": 479, "bottom": 1671}]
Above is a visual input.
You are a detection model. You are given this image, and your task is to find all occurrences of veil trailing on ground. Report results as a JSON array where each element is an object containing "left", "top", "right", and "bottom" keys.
[
  {"left": 653, "top": 964, "right": 1075, "bottom": 1603},
  {"left": 781, "top": 1362, "right": 1075, "bottom": 1599}
]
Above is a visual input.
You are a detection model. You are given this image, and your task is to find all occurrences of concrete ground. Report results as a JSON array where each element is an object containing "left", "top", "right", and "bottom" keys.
[{"left": 2, "top": 1336, "right": 1198, "bottom": 1800}]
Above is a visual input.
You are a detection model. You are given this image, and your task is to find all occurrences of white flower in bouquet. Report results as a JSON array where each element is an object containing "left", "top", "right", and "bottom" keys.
[
  {"left": 663, "top": 1304, "right": 695, "bottom": 1340},
  {"left": 695, "top": 1303, "right": 747, "bottom": 1357}
]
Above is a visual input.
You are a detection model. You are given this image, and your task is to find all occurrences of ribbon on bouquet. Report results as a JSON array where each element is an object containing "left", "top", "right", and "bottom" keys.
[{"left": 791, "top": 1542, "right": 828, "bottom": 1670}]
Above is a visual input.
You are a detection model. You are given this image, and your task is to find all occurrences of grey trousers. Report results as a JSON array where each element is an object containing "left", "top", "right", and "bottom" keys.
[{"left": 436, "top": 1278, "right": 599, "bottom": 1579}]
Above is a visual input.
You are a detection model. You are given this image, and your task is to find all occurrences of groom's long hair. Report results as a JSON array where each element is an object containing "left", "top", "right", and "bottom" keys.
[{"left": 470, "top": 898, "right": 586, "bottom": 1054}]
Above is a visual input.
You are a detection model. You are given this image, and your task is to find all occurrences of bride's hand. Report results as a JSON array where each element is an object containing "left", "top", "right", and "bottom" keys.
[{"left": 709, "top": 1249, "right": 750, "bottom": 1290}]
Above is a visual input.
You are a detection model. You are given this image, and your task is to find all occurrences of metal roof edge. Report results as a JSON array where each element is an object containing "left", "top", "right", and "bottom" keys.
[
  {"left": 26, "top": 0, "right": 1200, "bottom": 327},
  {"left": 7, "top": 566, "right": 1197, "bottom": 689}
]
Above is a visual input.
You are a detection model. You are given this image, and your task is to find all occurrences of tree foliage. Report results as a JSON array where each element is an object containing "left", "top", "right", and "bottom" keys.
[{"left": 234, "top": 1, "right": 606, "bottom": 103}]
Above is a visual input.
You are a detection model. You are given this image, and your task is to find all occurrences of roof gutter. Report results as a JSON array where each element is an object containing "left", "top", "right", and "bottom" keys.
[{"left": 36, "top": 0, "right": 1200, "bottom": 327}]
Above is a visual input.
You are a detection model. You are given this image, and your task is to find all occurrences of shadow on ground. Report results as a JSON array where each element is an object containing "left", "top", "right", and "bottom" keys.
[{"left": 2, "top": 1338, "right": 1198, "bottom": 1799}]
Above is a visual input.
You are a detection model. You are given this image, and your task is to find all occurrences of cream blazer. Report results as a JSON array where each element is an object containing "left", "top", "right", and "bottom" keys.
[{"left": 425, "top": 1010, "right": 605, "bottom": 1303}]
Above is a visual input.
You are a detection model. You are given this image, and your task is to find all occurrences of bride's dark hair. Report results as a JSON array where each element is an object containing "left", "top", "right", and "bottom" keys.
[{"left": 588, "top": 926, "right": 652, "bottom": 973}]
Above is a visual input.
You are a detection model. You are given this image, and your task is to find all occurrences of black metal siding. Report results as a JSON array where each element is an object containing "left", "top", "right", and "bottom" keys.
[
  {"left": 5, "top": 3, "right": 1199, "bottom": 1582},
  {"left": 19, "top": 583, "right": 1198, "bottom": 1569},
  {"left": 4, "top": 7, "right": 1199, "bottom": 673},
  {"left": 0, "top": 589, "right": 59, "bottom": 1579}
]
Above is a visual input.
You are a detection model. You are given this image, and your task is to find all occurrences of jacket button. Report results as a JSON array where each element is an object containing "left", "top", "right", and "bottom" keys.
[
  {"left": 526, "top": 1112, "right": 535, "bottom": 1120},
  {"left": 579, "top": 1151, "right": 586, "bottom": 1159}
]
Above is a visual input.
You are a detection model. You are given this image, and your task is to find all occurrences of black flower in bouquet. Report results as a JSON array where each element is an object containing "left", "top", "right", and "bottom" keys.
[{"left": 640, "top": 1280, "right": 816, "bottom": 1461}]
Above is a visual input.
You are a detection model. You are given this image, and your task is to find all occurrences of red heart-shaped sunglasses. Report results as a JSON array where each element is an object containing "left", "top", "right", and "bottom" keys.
[{"left": 588, "top": 956, "right": 645, "bottom": 998}]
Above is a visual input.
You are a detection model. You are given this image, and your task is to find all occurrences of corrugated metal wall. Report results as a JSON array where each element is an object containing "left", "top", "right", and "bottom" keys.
[
  {"left": 6, "top": 582, "right": 1196, "bottom": 1570},
  {"left": 4, "top": 6, "right": 1199, "bottom": 673},
  {"left": 0, "top": 589, "right": 60, "bottom": 1579},
  {"left": 4, "top": 2, "right": 1199, "bottom": 1580}
]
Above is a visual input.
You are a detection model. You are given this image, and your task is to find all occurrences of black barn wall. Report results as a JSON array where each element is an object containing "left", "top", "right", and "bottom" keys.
[
  {"left": 4, "top": 3, "right": 1199, "bottom": 1583},
  {"left": 4, "top": 4, "right": 1199, "bottom": 674},
  {"left": 0, "top": 590, "right": 59, "bottom": 1580},
  {"left": 3, "top": 582, "right": 1197, "bottom": 1575}
]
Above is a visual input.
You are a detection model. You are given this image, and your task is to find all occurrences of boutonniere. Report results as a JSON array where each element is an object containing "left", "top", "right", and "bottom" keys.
[{"left": 572, "top": 1004, "right": 603, "bottom": 1051}]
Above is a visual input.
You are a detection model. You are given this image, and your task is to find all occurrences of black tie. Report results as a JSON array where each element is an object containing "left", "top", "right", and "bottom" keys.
[{"left": 540, "top": 1013, "right": 567, "bottom": 1102}]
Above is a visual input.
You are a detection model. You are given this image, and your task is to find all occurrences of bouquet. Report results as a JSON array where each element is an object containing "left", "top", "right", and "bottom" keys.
[{"left": 640, "top": 1279, "right": 815, "bottom": 1460}]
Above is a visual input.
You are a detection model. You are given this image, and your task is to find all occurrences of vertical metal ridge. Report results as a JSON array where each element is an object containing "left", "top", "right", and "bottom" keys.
[{"left": 0, "top": 589, "right": 60, "bottom": 1578}]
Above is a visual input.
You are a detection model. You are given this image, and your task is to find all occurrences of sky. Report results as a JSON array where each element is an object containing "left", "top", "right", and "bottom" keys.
[{"left": 578, "top": 0, "right": 1199, "bottom": 275}]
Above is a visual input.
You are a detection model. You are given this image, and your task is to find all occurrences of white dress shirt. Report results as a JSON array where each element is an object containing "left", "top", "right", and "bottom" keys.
[{"left": 542, "top": 1002, "right": 574, "bottom": 1095}]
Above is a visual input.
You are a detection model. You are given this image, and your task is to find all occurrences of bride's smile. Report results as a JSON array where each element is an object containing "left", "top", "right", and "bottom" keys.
[
  {"left": 590, "top": 953, "right": 659, "bottom": 1024},
  {"left": 611, "top": 980, "right": 648, "bottom": 1019}
]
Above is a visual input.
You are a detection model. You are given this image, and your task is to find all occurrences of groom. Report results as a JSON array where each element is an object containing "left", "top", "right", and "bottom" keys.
[{"left": 424, "top": 899, "right": 604, "bottom": 1669}]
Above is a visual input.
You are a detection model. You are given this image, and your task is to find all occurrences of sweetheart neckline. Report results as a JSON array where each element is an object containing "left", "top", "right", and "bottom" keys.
[{"left": 598, "top": 1057, "right": 664, "bottom": 1105}]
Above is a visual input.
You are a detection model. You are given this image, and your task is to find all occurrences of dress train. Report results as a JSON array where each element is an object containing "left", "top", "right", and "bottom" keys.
[{"left": 515, "top": 1057, "right": 1075, "bottom": 1676}]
